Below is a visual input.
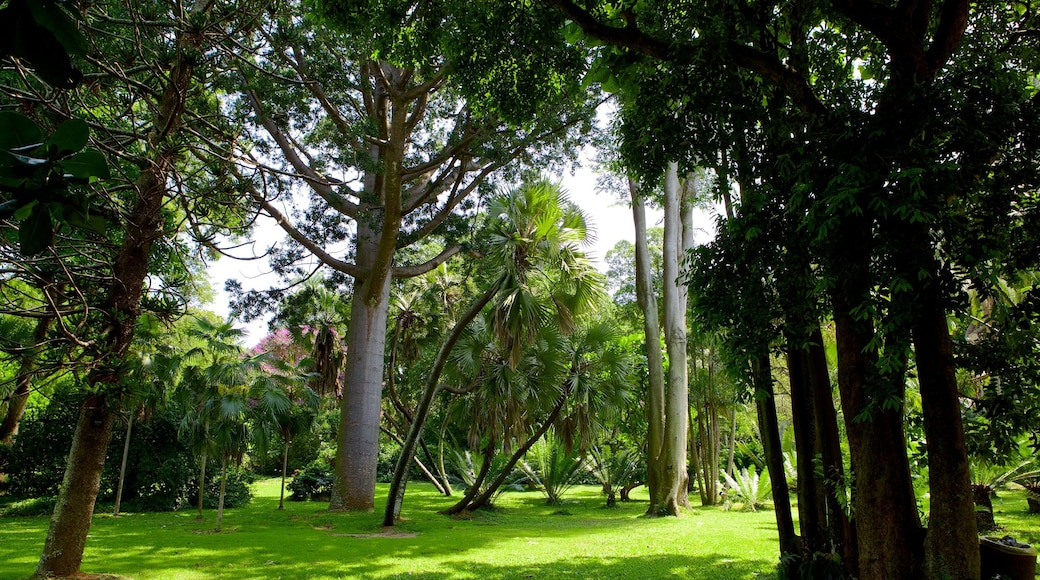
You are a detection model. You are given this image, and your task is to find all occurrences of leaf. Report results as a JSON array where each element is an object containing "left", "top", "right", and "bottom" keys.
[
  {"left": 47, "top": 118, "right": 89, "bottom": 155},
  {"left": 0, "top": 112, "right": 43, "bottom": 151},
  {"left": 62, "top": 149, "right": 110, "bottom": 180},
  {"left": 13, "top": 199, "right": 38, "bottom": 220},
  {"left": 19, "top": 204, "right": 53, "bottom": 256},
  {"left": 63, "top": 206, "right": 106, "bottom": 235},
  {"left": 26, "top": 0, "right": 88, "bottom": 56}
]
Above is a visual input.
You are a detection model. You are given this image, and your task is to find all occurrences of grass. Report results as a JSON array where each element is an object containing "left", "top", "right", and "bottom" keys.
[
  {"left": 989, "top": 487, "right": 1040, "bottom": 546},
  {"left": 0, "top": 479, "right": 782, "bottom": 580}
]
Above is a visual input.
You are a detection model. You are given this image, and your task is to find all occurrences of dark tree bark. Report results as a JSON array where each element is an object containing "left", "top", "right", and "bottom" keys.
[
  {"left": 753, "top": 357, "right": 798, "bottom": 556},
  {"left": 786, "top": 343, "right": 828, "bottom": 551},
  {"left": 443, "top": 444, "right": 496, "bottom": 516},
  {"left": 832, "top": 218, "right": 922, "bottom": 579}
]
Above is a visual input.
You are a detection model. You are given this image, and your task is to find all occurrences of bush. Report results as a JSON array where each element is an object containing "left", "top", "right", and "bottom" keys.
[
  {"left": 1, "top": 495, "right": 57, "bottom": 517},
  {"left": 288, "top": 460, "right": 333, "bottom": 501},
  {"left": 5, "top": 399, "right": 252, "bottom": 512}
]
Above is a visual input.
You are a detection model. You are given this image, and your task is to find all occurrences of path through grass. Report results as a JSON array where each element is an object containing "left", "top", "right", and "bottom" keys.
[{"left": 1, "top": 480, "right": 782, "bottom": 579}]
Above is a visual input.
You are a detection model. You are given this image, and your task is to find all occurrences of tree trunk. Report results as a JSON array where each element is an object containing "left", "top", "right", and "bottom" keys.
[
  {"left": 215, "top": 456, "right": 228, "bottom": 532},
  {"left": 915, "top": 296, "right": 980, "bottom": 579},
  {"left": 807, "top": 328, "right": 858, "bottom": 576},
  {"left": 787, "top": 344, "right": 828, "bottom": 552},
  {"left": 383, "top": 284, "right": 498, "bottom": 525},
  {"left": 629, "top": 178, "right": 667, "bottom": 513},
  {"left": 113, "top": 410, "right": 135, "bottom": 516},
  {"left": 35, "top": 394, "right": 115, "bottom": 577},
  {"left": 463, "top": 390, "right": 569, "bottom": 513},
  {"left": 753, "top": 357, "right": 799, "bottom": 556},
  {"left": 0, "top": 316, "right": 51, "bottom": 444},
  {"left": 832, "top": 230, "right": 921, "bottom": 580},
  {"left": 34, "top": 2, "right": 207, "bottom": 570},
  {"left": 443, "top": 444, "right": 495, "bottom": 516},
  {"left": 726, "top": 407, "right": 737, "bottom": 480},
  {"left": 197, "top": 452, "right": 207, "bottom": 521},
  {"left": 331, "top": 266, "right": 391, "bottom": 512},
  {"left": 649, "top": 163, "right": 690, "bottom": 517},
  {"left": 279, "top": 437, "right": 290, "bottom": 510}
]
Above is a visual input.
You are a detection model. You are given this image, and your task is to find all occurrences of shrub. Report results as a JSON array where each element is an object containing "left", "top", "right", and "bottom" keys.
[
  {"left": 520, "top": 435, "right": 586, "bottom": 505},
  {"left": 288, "top": 460, "right": 334, "bottom": 501},
  {"left": 1, "top": 495, "right": 57, "bottom": 517},
  {"left": 722, "top": 465, "right": 772, "bottom": 512}
]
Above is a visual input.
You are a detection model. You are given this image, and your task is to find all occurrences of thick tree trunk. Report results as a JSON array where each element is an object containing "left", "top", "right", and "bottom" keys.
[
  {"left": 629, "top": 178, "right": 667, "bottom": 512},
  {"left": 331, "top": 271, "right": 391, "bottom": 512},
  {"left": 35, "top": 394, "right": 115, "bottom": 577},
  {"left": 753, "top": 357, "right": 798, "bottom": 556},
  {"left": 915, "top": 298, "right": 979, "bottom": 579},
  {"left": 826, "top": 211, "right": 921, "bottom": 579},
  {"left": 113, "top": 410, "right": 135, "bottom": 516},
  {"left": 0, "top": 316, "right": 51, "bottom": 444}
]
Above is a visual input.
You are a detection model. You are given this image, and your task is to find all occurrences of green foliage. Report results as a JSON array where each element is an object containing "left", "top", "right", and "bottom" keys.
[
  {"left": 0, "top": 0, "right": 86, "bottom": 88},
  {"left": 0, "top": 112, "right": 110, "bottom": 255},
  {"left": 287, "top": 459, "right": 334, "bottom": 501},
  {"left": 778, "top": 551, "right": 846, "bottom": 580},
  {"left": 519, "top": 433, "right": 587, "bottom": 505},
  {"left": 722, "top": 465, "right": 772, "bottom": 512},
  {"left": 0, "top": 495, "right": 58, "bottom": 517},
  {"left": 586, "top": 443, "right": 642, "bottom": 507},
  {"left": 4, "top": 401, "right": 251, "bottom": 511}
]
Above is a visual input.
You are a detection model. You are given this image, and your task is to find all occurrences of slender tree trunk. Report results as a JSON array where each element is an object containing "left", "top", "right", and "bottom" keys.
[
  {"left": 279, "top": 437, "right": 290, "bottom": 510},
  {"left": 915, "top": 293, "right": 979, "bottom": 579},
  {"left": 806, "top": 328, "right": 857, "bottom": 576},
  {"left": 691, "top": 412, "right": 706, "bottom": 504},
  {"left": 0, "top": 316, "right": 51, "bottom": 444},
  {"left": 35, "top": 2, "right": 209, "bottom": 571},
  {"left": 629, "top": 178, "right": 666, "bottom": 512},
  {"left": 464, "top": 391, "right": 569, "bottom": 512},
  {"left": 787, "top": 343, "right": 827, "bottom": 552},
  {"left": 113, "top": 410, "right": 135, "bottom": 516},
  {"left": 437, "top": 419, "right": 453, "bottom": 496},
  {"left": 383, "top": 284, "right": 498, "bottom": 525},
  {"left": 753, "top": 357, "right": 798, "bottom": 556},
  {"left": 197, "top": 452, "right": 207, "bottom": 521},
  {"left": 650, "top": 163, "right": 690, "bottom": 516},
  {"left": 215, "top": 456, "right": 228, "bottom": 532},
  {"left": 443, "top": 445, "right": 495, "bottom": 515},
  {"left": 726, "top": 407, "right": 737, "bottom": 479}
]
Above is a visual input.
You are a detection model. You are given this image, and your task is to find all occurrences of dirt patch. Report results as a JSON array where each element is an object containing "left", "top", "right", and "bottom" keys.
[{"left": 329, "top": 531, "right": 418, "bottom": 538}]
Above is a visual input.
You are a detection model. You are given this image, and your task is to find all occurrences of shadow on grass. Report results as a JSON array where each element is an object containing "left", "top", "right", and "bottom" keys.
[{"left": 0, "top": 482, "right": 781, "bottom": 580}]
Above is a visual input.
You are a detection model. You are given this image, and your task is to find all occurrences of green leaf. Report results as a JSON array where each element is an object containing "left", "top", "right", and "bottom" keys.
[
  {"left": 62, "top": 149, "right": 109, "bottom": 180},
  {"left": 26, "top": 0, "right": 88, "bottom": 56},
  {"left": 47, "top": 119, "right": 89, "bottom": 156},
  {"left": 19, "top": 204, "right": 53, "bottom": 256},
  {"left": 64, "top": 206, "right": 107, "bottom": 235},
  {"left": 13, "top": 200, "right": 38, "bottom": 220},
  {"left": 0, "top": 112, "right": 43, "bottom": 151}
]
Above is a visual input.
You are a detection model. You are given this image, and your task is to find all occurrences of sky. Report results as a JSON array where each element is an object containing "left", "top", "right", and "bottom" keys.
[{"left": 204, "top": 167, "right": 716, "bottom": 345}]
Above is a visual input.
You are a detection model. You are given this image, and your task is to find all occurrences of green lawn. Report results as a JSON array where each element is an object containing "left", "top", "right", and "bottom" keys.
[{"left": 1, "top": 479, "right": 782, "bottom": 579}]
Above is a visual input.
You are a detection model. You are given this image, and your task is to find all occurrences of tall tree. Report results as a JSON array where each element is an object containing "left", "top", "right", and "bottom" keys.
[{"left": 231, "top": 0, "right": 595, "bottom": 510}]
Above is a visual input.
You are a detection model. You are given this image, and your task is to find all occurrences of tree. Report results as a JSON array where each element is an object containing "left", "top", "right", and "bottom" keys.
[
  {"left": 230, "top": 0, "right": 595, "bottom": 511},
  {"left": 545, "top": 2, "right": 1040, "bottom": 577},
  {"left": 383, "top": 178, "right": 607, "bottom": 524}
]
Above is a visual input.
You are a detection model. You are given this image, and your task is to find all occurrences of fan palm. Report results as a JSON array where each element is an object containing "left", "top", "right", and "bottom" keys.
[{"left": 383, "top": 179, "right": 606, "bottom": 525}]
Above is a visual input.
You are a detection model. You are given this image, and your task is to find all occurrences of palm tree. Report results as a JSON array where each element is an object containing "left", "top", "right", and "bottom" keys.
[{"left": 382, "top": 179, "right": 606, "bottom": 525}]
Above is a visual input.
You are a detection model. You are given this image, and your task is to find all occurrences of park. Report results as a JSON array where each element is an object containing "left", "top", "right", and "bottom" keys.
[{"left": 2, "top": 1, "right": 1040, "bottom": 579}]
